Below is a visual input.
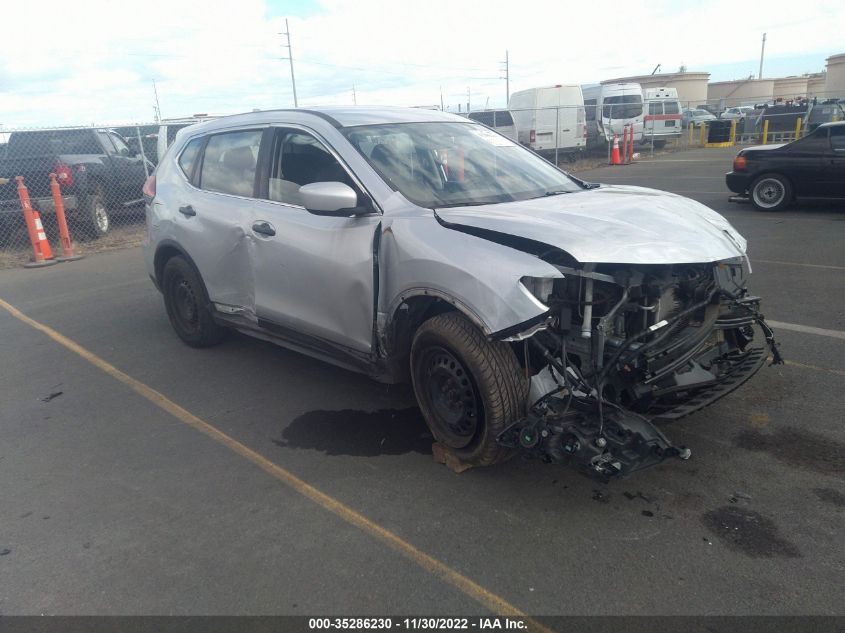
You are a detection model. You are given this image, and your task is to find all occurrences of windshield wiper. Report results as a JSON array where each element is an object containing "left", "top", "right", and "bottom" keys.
[{"left": 542, "top": 190, "right": 574, "bottom": 197}]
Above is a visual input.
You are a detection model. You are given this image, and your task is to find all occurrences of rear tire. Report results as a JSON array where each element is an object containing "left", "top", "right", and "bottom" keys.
[
  {"left": 162, "top": 256, "right": 227, "bottom": 348},
  {"left": 750, "top": 174, "right": 792, "bottom": 211},
  {"left": 411, "top": 312, "right": 527, "bottom": 467},
  {"left": 79, "top": 187, "right": 110, "bottom": 238}
]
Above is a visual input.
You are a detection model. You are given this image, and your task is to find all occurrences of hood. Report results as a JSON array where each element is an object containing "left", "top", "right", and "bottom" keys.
[
  {"left": 435, "top": 185, "right": 747, "bottom": 265},
  {"left": 741, "top": 143, "right": 786, "bottom": 153}
]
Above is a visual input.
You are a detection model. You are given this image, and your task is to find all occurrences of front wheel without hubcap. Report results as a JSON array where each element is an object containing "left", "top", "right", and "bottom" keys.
[
  {"left": 750, "top": 174, "right": 792, "bottom": 211},
  {"left": 411, "top": 312, "right": 526, "bottom": 467}
]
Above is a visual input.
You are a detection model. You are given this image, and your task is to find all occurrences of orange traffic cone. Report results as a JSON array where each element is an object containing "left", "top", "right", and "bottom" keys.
[
  {"left": 32, "top": 211, "right": 54, "bottom": 260},
  {"left": 610, "top": 135, "right": 621, "bottom": 165}
]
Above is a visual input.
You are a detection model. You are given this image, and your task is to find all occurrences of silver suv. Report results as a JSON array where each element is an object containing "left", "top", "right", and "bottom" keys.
[{"left": 143, "top": 106, "right": 780, "bottom": 480}]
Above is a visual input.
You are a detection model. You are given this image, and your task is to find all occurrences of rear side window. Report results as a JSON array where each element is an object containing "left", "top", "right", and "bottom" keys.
[
  {"left": 178, "top": 138, "right": 203, "bottom": 179},
  {"left": 830, "top": 126, "right": 845, "bottom": 151},
  {"left": 584, "top": 99, "right": 597, "bottom": 121},
  {"left": 199, "top": 130, "right": 263, "bottom": 197}
]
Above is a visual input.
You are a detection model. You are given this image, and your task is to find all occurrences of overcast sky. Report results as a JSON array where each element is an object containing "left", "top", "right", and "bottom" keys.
[{"left": 0, "top": 0, "right": 842, "bottom": 127}]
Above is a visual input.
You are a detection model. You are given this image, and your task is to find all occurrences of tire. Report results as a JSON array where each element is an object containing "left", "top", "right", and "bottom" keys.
[
  {"left": 161, "top": 256, "right": 227, "bottom": 348},
  {"left": 411, "top": 312, "right": 527, "bottom": 467},
  {"left": 79, "top": 187, "right": 111, "bottom": 238},
  {"left": 750, "top": 174, "right": 792, "bottom": 211}
]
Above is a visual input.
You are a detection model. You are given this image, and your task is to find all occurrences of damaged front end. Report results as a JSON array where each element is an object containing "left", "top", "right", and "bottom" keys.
[{"left": 497, "top": 258, "right": 782, "bottom": 481}]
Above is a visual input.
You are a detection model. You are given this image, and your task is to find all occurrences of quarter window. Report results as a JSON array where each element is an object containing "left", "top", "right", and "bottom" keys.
[
  {"left": 199, "top": 130, "right": 263, "bottom": 197},
  {"left": 178, "top": 138, "right": 203, "bottom": 179},
  {"left": 830, "top": 126, "right": 845, "bottom": 151},
  {"left": 266, "top": 129, "right": 355, "bottom": 206}
]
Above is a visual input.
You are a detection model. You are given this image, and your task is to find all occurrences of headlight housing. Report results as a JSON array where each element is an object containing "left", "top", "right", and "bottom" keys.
[{"left": 520, "top": 276, "right": 556, "bottom": 305}]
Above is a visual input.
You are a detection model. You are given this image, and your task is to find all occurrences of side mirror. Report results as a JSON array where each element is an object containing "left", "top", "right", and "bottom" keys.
[{"left": 300, "top": 181, "right": 369, "bottom": 216}]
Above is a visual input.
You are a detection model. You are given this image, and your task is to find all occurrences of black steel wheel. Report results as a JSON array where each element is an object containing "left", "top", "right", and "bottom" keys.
[
  {"left": 411, "top": 312, "right": 527, "bottom": 466},
  {"left": 162, "top": 256, "right": 227, "bottom": 348}
]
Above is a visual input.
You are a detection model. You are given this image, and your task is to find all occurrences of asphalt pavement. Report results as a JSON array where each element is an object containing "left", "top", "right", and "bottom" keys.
[{"left": 1, "top": 145, "right": 843, "bottom": 619}]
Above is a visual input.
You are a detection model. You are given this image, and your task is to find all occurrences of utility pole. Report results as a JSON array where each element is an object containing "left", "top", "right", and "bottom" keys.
[
  {"left": 280, "top": 18, "right": 299, "bottom": 107},
  {"left": 440, "top": 86, "right": 444, "bottom": 111},
  {"left": 467, "top": 86, "right": 471, "bottom": 113},
  {"left": 152, "top": 80, "right": 162, "bottom": 122},
  {"left": 500, "top": 50, "right": 510, "bottom": 105},
  {"left": 352, "top": 85, "right": 357, "bottom": 105},
  {"left": 759, "top": 32, "right": 766, "bottom": 80}
]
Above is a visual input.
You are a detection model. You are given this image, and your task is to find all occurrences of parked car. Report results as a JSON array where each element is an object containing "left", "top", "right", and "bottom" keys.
[
  {"left": 0, "top": 127, "right": 152, "bottom": 237},
  {"left": 509, "top": 85, "right": 587, "bottom": 157},
  {"left": 466, "top": 110, "right": 517, "bottom": 142},
  {"left": 720, "top": 106, "right": 754, "bottom": 124},
  {"left": 144, "top": 106, "right": 779, "bottom": 481},
  {"left": 726, "top": 121, "right": 845, "bottom": 210},
  {"left": 682, "top": 109, "right": 717, "bottom": 128}
]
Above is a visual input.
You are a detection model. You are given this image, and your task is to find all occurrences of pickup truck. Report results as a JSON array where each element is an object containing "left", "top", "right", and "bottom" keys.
[{"left": 0, "top": 127, "right": 151, "bottom": 238}]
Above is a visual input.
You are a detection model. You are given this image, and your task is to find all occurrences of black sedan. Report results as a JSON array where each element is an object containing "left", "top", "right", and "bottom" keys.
[{"left": 726, "top": 121, "right": 845, "bottom": 210}]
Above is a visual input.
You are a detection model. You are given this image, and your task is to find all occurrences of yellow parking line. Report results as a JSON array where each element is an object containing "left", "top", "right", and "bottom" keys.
[
  {"left": 0, "top": 297, "right": 550, "bottom": 632},
  {"left": 784, "top": 359, "right": 845, "bottom": 378},
  {"left": 755, "top": 259, "right": 845, "bottom": 272}
]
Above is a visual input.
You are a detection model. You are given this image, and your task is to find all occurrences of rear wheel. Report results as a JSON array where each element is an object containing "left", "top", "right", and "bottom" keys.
[
  {"left": 162, "top": 256, "right": 227, "bottom": 348},
  {"left": 79, "top": 187, "right": 110, "bottom": 238},
  {"left": 750, "top": 174, "right": 792, "bottom": 211},
  {"left": 411, "top": 312, "right": 526, "bottom": 467}
]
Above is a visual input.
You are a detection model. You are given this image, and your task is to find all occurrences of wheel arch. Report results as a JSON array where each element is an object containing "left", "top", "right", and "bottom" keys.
[{"left": 381, "top": 290, "right": 490, "bottom": 383}]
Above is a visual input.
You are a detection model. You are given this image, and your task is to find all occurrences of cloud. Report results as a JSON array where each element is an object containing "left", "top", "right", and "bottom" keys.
[{"left": 0, "top": 0, "right": 842, "bottom": 127}]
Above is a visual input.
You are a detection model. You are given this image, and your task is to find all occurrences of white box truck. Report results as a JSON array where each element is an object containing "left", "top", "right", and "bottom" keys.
[{"left": 508, "top": 85, "right": 586, "bottom": 159}]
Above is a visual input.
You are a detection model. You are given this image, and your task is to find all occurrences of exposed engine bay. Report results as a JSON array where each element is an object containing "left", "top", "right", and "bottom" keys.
[{"left": 497, "top": 257, "right": 783, "bottom": 481}]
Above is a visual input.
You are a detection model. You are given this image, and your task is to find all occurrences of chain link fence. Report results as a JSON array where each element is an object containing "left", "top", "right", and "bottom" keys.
[
  {"left": 1, "top": 94, "right": 842, "bottom": 267},
  {"left": 0, "top": 122, "right": 189, "bottom": 268}
]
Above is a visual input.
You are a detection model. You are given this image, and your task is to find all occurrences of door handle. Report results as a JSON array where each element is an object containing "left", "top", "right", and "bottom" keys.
[
  {"left": 252, "top": 221, "right": 276, "bottom": 237},
  {"left": 178, "top": 205, "right": 196, "bottom": 217}
]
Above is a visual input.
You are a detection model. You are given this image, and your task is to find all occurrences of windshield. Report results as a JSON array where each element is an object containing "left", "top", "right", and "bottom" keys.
[
  {"left": 602, "top": 95, "right": 643, "bottom": 119},
  {"left": 342, "top": 122, "right": 581, "bottom": 208}
]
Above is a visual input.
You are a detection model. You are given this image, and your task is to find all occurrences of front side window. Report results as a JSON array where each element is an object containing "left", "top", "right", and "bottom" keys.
[
  {"left": 199, "top": 130, "right": 263, "bottom": 197},
  {"left": 266, "top": 129, "right": 356, "bottom": 206},
  {"left": 343, "top": 121, "right": 581, "bottom": 209}
]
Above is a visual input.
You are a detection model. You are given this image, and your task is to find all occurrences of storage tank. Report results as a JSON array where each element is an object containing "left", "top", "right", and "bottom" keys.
[
  {"left": 806, "top": 73, "right": 827, "bottom": 99},
  {"left": 707, "top": 79, "right": 774, "bottom": 107},
  {"left": 601, "top": 72, "right": 709, "bottom": 108},
  {"left": 825, "top": 53, "right": 845, "bottom": 99}
]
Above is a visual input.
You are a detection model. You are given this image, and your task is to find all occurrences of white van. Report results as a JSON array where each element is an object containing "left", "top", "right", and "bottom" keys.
[
  {"left": 466, "top": 110, "right": 518, "bottom": 141},
  {"left": 508, "top": 85, "right": 587, "bottom": 158},
  {"left": 643, "top": 87, "right": 682, "bottom": 146},
  {"left": 156, "top": 114, "right": 220, "bottom": 161},
  {"left": 582, "top": 83, "right": 644, "bottom": 145}
]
